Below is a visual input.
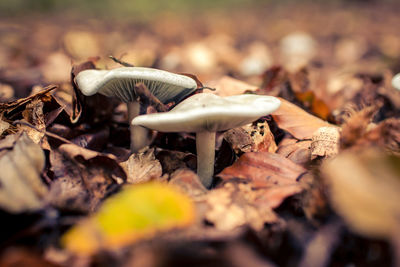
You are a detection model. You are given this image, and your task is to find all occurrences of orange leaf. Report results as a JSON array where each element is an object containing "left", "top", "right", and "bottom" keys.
[
  {"left": 272, "top": 97, "right": 334, "bottom": 139},
  {"left": 218, "top": 152, "right": 306, "bottom": 188}
]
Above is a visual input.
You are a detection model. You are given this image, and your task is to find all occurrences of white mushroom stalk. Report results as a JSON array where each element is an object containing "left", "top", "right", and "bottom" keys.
[
  {"left": 74, "top": 67, "right": 198, "bottom": 152},
  {"left": 131, "top": 93, "right": 281, "bottom": 188}
]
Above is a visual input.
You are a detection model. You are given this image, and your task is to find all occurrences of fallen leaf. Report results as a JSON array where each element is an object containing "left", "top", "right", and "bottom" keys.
[
  {"left": 218, "top": 152, "right": 306, "bottom": 188},
  {"left": 21, "top": 97, "right": 47, "bottom": 146},
  {"left": 272, "top": 97, "right": 333, "bottom": 139},
  {"left": 224, "top": 121, "right": 277, "bottom": 154},
  {"left": 0, "top": 133, "right": 47, "bottom": 213},
  {"left": 276, "top": 137, "right": 311, "bottom": 166},
  {"left": 120, "top": 148, "right": 163, "bottom": 184},
  {"left": 207, "top": 76, "right": 258, "bottom": 97},
  {"left": 0, "top": 116, "right": 10, "bottom": 136},
  {"left": 321, "top": 148, "right": 400, "bottom": 240},
  {"left": 169, "top": 169, "right": 207, "bottom": 198},
  {"left": 295, "top": 91, "right": 331, "bottom": 120},
  {"left": 242, "top": 121, "right": 277, "bottom": 153},
  {"left": 0, "top": 85, "right": 57, "bottom": 116},
  {"left": 311, "top": 126, "right": 340, "bottom": 159},
  {"left": 224, "top": 127, "right": 253, "bottom": 154},
  {"left": 62, "top": 182, "right": 195, "bottom": 255},
  {"left": 47, "top": 143, "right": 126, "bottom": 212},
  {"left": 204, "top": 182, "right": 278, "bottom": 231},
  {"left": 155, "top": 149, "right": 196, "bottom": 175}
]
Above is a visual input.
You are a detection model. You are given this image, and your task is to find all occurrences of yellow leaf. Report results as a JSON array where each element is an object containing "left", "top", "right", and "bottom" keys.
[{"left": 62, "top": 182, "right": 195, "bottom": 255}]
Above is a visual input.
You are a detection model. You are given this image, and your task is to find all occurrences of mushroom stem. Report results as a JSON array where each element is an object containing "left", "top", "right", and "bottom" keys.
[
  {"left": 196, "top": 131, "right": 216, "bottom": 188},
  {"left": 127, "top": 101, "right": 149, "bottom": 153}
]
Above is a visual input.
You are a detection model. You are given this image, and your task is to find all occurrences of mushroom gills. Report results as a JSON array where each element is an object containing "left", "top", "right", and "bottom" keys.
[
  {"left": 100, "top": 78, "right": 196, "bottom": 104},
  {"left": 75, "top": 67, "right": 198, "bottom": 104}
]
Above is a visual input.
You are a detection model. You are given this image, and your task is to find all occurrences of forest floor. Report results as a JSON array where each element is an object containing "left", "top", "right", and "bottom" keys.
[{"left": 0, "top": 2, "right": 400, "bottom": 266}]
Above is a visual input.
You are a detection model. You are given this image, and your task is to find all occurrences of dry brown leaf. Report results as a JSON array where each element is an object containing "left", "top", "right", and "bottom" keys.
[
  {"left": 0, "top": 116, "right": 10, "bottom": 136},
  {"left": 224, "top": 121, "right": 277, "bottom": 154},
  {"left": 272, "top": 97, "right": 333, "bottom": 139},
  {"left": 321, "top": 148, "right": 400, "bottom": 240},
  {"left": 0, "top": 85, "right": 57, "bottom": 115},
  {"left": 224, "top": 127, "right": 253, "bottom": 154},
  {"left": 21, "top": 97, "right": 47, "bottom": 146},
  {"left": 47, "top": 143, "right": 126, "bottom": 212},
  {"left": 120, "top": 148, "right": 162, "bottom": 184},
  {"left": 243, "top": 121, "right": 277, "bottom": 153},
  {"left": 218, "top": 152, "right": 306, "bottom": 188},
  {"left": 155, "top": 149, "right": 196, "bottom": 175},
  {"left": 311, "top": 126, "right": 340, "bottom": 159},
  {"left": 344, "top": 118, "right": 400, "bottom": 154},
  {"left": 169, "top": 169, "right": 207, "bottom": 198},
  {"left": 207, "top": 76, "right": 258, "bottom": 97},
  {"left": 0, "top": 133, "right": 47, "bottom": 213},
  {"left": 276, "top": 137, "right": 311, "bottom": 166},
  {"left": 204, "top": 182, "right": 278, "bottom": 231}
]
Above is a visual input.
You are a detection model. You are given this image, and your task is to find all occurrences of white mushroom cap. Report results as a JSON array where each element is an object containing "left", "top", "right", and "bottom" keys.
[
  {"left": 131, "top": 93, "right": 281, "bottom": 132},
  {"left": 75, "top": 67, "right": 198, "bottom": 103},
  {"left": 392, "top": 73, "right": 400, "bottom": 90}
]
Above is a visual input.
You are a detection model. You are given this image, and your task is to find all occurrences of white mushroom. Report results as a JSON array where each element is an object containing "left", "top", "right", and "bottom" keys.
[
  {"left": 74, "top": 67, "right": 198, "bottom": 152},
  {"left": 392, "top": 73, "right": 400, "bottom": 90},
  {"left": 131, "top": 93, "right": 281, "bottom": 188}
]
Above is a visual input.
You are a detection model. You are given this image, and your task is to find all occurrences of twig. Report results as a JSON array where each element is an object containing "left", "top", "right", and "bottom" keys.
[
  {"left": 109, "top": 55, "right": 135, "bottom": 67},
  {"left": 12, "top": 120, "right": 73, "bottom": 145},
  {"left": 135, "top": 82, "right": 168, "bottom": 112}
]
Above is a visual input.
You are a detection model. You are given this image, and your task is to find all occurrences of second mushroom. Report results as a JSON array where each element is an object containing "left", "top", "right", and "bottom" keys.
[
  {"left": 131, "top": 93, "right": 281, "bottom": 188},
  {"left": 75, "top": 67, "right": 198, "bottom": 152}
]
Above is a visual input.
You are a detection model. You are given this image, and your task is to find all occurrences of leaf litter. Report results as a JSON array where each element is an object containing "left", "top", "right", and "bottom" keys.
[{"left": 0, "top": 2, "right": 400, "bottom": 266}]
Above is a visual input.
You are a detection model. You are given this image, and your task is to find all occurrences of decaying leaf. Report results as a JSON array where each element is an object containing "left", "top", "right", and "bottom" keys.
[
  {"left": 169, "top": 169, "right": 207, "bottom": 198},
  {"left": 218, "top": 152, "right": 306, "bottom": 188},
  {"left": 0, "top": 85, "right": 57, "bottom": 115},
  {"left": 224, "top": 121, "right": 277, "bottom": 154},
  {"left": 340, "top": 105, "right": 378, "bottom": 149},
  {"left": 155, "top": 149, "right": 196, "bottom": 175},
  {"left": 203, "top": 180, "right": 302, "bottom": 231},
  {"left": 311, "top": 126, "right": 340, "bottom": 159},
  {"left": 272, "top": 97, "right": 331, "bottom": 139},
  {"left": 47, "top": 143, "right": 126, "bottom": 212},
  {"left": 0, "top": 116, "right": 10, "bottom": 136},
  {"left": 224, "top": 127, "right": 253, "bottom": 153},
  {"left": 204, "top": 182, "right": 278, "bottom": 231},
  {"left": 343, "top": 118, "right": 400, "bottom": 154},
  {"left": 21, "top": 97, "right": 47, "bottom": 145},
  {"left": 62, "top": 182, "right": 195, "bottom": 255},
  {"left": 243, "top": 121, "right": 277, "bottom": 153},
  {"left": 120, "top": 148, "right": 163, "bottom": 184},
  {"left": 0, "top": 132, "right": 47, "bottom": 213},
  {"left": 277, "top": 137, "right": 311, "bottom": 166},
  {"left": 321, "top": 148, "right": 400, "bottom": 240}
]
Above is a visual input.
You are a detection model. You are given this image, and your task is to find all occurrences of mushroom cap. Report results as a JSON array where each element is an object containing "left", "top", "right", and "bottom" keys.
[
  {"left": 131, "top": 93, "right": 281, "bottom": 132},
  {"left": 392, "top": 73, "right": 400, "bottom": 90},
  {"left": 75, "top": 67, "right": 198, "bottom": 104}
]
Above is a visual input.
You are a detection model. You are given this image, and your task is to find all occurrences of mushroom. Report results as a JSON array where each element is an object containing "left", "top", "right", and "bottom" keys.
[
  {"left": 74, "top": 67, "right": 198, "bottom": 152},
  {"left": 131, "top": 93, "right": 281, "bottom": 188},
  {"left": 392, "top": 73, "right": 400, "bottom": 90}
]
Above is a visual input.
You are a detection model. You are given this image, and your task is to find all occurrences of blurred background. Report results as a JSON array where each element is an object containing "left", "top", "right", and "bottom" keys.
[{"left": 0, "top": 0, "right": 399, "bottom": 99}]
